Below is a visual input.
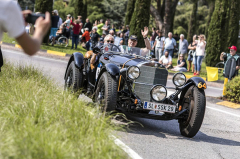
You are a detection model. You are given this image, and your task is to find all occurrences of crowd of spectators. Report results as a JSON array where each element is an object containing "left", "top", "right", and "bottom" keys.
[{"left": 25, "top": 9, "right": 207, "bottom": 76}]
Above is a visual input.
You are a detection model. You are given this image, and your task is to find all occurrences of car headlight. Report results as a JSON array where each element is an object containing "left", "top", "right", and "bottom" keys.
[
  {"left": 150, "top": 85, "right": 167, "bottom": 102},
  {"left": 172, "top": 73, "right": 186, "bottom": 87},
  {"left": 127, "top": 66, "right": 140, "bottom": 80}
]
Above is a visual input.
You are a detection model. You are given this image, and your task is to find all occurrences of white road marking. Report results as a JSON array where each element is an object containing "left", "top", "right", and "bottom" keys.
[
  {"left": 111, "top": 135, "right": 143, "bottom": 159},
  {"left": 206, "top": 106, "right": 240, "bottom": 118}
]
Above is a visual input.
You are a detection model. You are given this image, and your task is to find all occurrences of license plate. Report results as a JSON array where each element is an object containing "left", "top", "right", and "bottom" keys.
[{"left": 143, "top": 101, "right": 176, "bottom": 113}]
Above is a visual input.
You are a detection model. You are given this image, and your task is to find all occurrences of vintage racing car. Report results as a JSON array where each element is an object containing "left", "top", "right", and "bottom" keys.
[{"left": 64, "top": 43, "right": 207, "bottom": 138}]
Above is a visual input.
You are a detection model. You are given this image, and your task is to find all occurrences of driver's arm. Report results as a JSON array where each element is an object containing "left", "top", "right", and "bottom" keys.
[{"left": 144, "top": 37, "right": 151, "bottom": 50}]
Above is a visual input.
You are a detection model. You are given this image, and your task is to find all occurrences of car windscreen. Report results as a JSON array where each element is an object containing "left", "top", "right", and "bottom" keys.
[{"left": 119, "top": 45, "right": 147, "bottom": 57}]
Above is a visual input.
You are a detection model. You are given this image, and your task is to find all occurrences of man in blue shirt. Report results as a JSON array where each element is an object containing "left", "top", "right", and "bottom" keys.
[
  {"left": 164, "top": 32, "right": 176, "bottom": 58},
  {"left": 178, "top": 34, "right": 188, "bottom": 59}
]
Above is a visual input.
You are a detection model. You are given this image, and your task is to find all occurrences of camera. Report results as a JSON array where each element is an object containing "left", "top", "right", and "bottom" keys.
[
  {"left": 25, "top": 13, "right": 45, "bottom": 24},
  {"left": 222, "top": 52, "right": 227, "bottom": 58}
]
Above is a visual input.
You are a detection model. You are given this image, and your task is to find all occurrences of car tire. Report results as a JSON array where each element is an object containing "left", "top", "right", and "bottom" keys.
[
  {"left": 95, "top": 72, "right": 118, "bottom": 112},
  {"left": 64, "top": 61, "right": 83, "bottom": 93},
  {"left": 179, "top": 86, "right": 206, "bottom": 138}
]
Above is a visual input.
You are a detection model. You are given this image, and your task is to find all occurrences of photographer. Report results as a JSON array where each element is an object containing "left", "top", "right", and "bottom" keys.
[
  {"left": 0, "top": 1, "right": 51, "bottom": 56},
  {"left": 220, "top": 46, "right": 240, "bottom": 77}
]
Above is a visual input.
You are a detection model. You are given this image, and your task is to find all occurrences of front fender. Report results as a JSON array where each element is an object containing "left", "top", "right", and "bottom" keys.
[
  {"left": 187, "top": 77, "right": 207, "bottom": 89},
  {"left": 64, "top": 52, "right": 84, "bottom": 80},
  {"left": 105, "top": 63, "right": 120, "bottom": 76}
]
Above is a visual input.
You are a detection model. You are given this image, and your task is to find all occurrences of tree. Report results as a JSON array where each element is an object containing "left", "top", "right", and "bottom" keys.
[
  {"left": 205, "top": 0, "right": 229, "bottom": 67},
  {"left": 226, "top": 0, "right": 240, "bottom": 48},
  {"left": 35, "top": 0, "right": 53, "bottom": 44},
  {"left": 205, "top": 0, "right": 215, "bottom": 37},
  {"left": 125, "top": 0, "right": 136, "bottom": 26},
  {"left": 187, "top": 0, "right": 198, "bottom": 42},
  {"left": 129, "top": 0, "right": 151, "bottom": 47},
  {"left": 163, "top": 0, "right": 179, "bottom": 37}
]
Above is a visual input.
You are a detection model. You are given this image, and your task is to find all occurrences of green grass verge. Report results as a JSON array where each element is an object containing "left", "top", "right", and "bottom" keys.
[
  {"left": 2, "top": 33, "right": 87, "bottom": 55},
  {"left": 169, "top": 57, "right": 225, "bottom": 81},
  {"left": 0, "top": 62, "right": 126, "bottom": 159}
]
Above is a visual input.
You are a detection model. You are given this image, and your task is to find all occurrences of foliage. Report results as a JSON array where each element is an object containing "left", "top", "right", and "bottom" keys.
[
  {"left": 205, "top": 0, "right": 229, "bottom": 67},
  {"left": 35, "top": 0, "right": 53, "bottom": 43},
  {"left": 0, "top": 62, "right": 126, "bottom": 158},
  {"left": 125, "top": 0, "right": 136, "bottom": 26},
  {"left": 187, "top": 0, "right": 198, "bottom": 42},
  {"left": 174, "top": 26, "right": 187, "bottom": 37},
  {"left": 226, "top": 76, "right": 240, "bottom": 103},
  {"left": 226, "top": 0, "right": 240, "bottom": 48},
  {"left": 130, "top": 0, "right": 151, "bottom": 48}
]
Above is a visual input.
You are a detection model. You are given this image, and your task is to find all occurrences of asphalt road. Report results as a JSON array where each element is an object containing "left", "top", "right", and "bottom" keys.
[{"left": 2, "top": 48, "right": 240, "bottom": 159}]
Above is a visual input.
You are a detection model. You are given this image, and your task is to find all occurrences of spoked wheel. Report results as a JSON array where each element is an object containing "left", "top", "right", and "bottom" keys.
[
  {"left": 64, "top": 61, "right": 83, "bottom": 94},
  {"left": 95, "top": 72, "right": 118, "bottom": 112},
  {"left": 58, "top": 37, "right": 69, "bottom": 47},
  {"left": 179, "top": 86, "right": 206, "bottom": 138}
]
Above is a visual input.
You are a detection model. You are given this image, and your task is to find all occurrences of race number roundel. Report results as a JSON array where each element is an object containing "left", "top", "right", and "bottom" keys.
[{"left": 104, "top": 47, "right": 109, "bottom": 52}]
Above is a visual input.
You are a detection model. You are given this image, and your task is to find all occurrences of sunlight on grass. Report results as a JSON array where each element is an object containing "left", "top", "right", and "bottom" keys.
[{"left": 0, "top": 62, "right": 126, "bottom": 159}]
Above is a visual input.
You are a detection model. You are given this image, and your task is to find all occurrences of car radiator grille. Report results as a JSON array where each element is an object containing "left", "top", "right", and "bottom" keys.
[{"left": 134, "top": 66, "right": 168, "bottom": 102}]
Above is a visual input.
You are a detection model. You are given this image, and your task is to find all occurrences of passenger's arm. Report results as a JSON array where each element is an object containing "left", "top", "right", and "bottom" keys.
[
  {"left": 141, "top": 27, "right": 151, "bottom": 50},
  {"left": 90, "top": 54, "right": 98, "bottom": 64}
]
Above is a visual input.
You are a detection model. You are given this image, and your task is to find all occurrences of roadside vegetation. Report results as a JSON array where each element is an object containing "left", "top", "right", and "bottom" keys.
[
  {"left": 0, "top": 61, "right": 126, "bottom": 159},
  {"left": 225, "top": 76, "right": 240, "bottom": 103}
]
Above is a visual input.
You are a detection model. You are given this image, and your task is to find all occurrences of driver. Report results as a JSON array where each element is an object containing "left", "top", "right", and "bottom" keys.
[{"left": 90, "top": 34, "right": 115, "bottom": 65}]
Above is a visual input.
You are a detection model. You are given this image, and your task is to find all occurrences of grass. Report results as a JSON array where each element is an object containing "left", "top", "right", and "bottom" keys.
[
  {"left": 169, "top": 57, "right": 225, "bottom": 81},
  {"left": 2, "top": 33, "right": 87, "bottom": 55},
  {"left": 0, "top": 61, "right": 126, "bottom": 159}
]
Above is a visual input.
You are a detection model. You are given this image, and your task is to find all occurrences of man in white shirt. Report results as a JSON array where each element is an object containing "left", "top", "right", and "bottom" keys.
[
  {"left": 0, "top": 0, "right": 50, "bottom": 56},
  {"left": 159, "top": 50, "right": 172, "bottom": 69},
  {"left": 152, "top": 30, "right": 165, "bottom": 60}
]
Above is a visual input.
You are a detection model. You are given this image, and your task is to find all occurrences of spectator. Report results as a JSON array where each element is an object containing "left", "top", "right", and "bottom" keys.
[
  {"left": 187, "top": 35, "right": 197, "bottom": 72},
  {"left": 178, "top": 34, "right": 188, "bottom": 59},
  {"left": 109, "top": 30, "right": 115, "bottom": 38},
  {"left": 83, "top": 18, "right": 92, "bottom": 32},
  {"left": 194, "top": 34, "right": 206, "bottom": 76},
  {"left": 97, "top": 19, "right": 104, "bottom": 36},
  {"left": 124, "top": 25, "right": 130, "bottom": 45},
  {"left": 77, "top": 16, "right": 82, "bottom": 23},
  {"left": 220, "top": 46, "right": 240, "bottom": 78},
  {"left": 49, "top": 10, "right": 59, "bottom": 46},
  {"left": 122, "top": 25, "right": 127, "bottom": 34},
  {"left": 164, "top": 32, "right": 177, "bottom": 58},
  {"left": 70, "top": 19, "right": 80, "bottom": 49},
  {"left": 171, "top": 54, "right": 187, "bottom": 72},
  {"left": 153, "top": 30, "right": 165, "bottom": 60},
  {"left": 151, "top": 27, "right": 157, "bottom": 48},
  {"left": 101, "top": 20, "right": 110, "bottom": 35},
  {"left": 159, "top": 51, "right": 173, "bottom": 69},
  {"left": 82, "top": 28, "right": 90, "bottom": 50},
  {"left": 90, "top": 26, "right": 100, "bottom": 48},
  {"left": 64, "top": 14, "right": 71, "bottom": 29},
  {"left": 0, "top": 1, "right": 50, "bottom": 57},
  {"left": 54, "top": 10, "right": 62, "bottom": 28},
  {"left": 99, "top": 32, "right": 106, "bottom": 43},
  {"left": 111, "top": 24, "right": 116, "bottom": 33}
]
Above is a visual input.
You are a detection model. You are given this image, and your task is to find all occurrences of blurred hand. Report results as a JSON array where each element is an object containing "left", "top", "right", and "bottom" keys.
[
  {"left": 22, "top": 10, "right": 32, "bottom": 26},
  {"left": 141, "top": 26, "right": 149, "bottom": 38},
  {"left": 34, "top": 12, "right": 51, "bottom": 37}
]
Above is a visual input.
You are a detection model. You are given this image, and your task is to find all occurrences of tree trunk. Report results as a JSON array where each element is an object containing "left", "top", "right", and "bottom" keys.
[
  {"left": 125, "top": 0, "right": 136, "bottom": 26},
  {"left": 150, "top": 4, "right": 164, "bottom": 31},
  {"left": 129, "top": 0, "right": 151, "bottom": 48},
  {"left": 163, "top": 0, "right": 178, "bottom": 37},
  {"left": 205, "top": 0, "right": 215, "bottom": 37},
  {"left": 226, "top": 0, "right": 240, "bottom": 47},
  {"left": 205, "top": 0, "right": 229, "bottom": 67},
  {"left": 35, "top": 0, "right": 53, "bottom": 44},
  {"left": 187, "top": 0, "right": 198, "bottom": 42}
]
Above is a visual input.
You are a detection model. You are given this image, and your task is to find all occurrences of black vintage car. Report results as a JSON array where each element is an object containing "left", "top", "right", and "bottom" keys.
[{"left": 64, "top": 44, "right": 207, "bottom": 138}]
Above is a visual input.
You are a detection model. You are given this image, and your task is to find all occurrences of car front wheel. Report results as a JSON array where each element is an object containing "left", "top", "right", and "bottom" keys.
[
  {"left": 179, "top": 86, "right": 206, "bottom": 138},
  {"left": 95, "top": 72, "right": 118, "bottom": 112}
]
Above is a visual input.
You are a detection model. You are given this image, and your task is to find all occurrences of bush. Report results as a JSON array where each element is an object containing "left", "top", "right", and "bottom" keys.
[{"left": 225, "top": 76, "right": 240, "bottom": 103}]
